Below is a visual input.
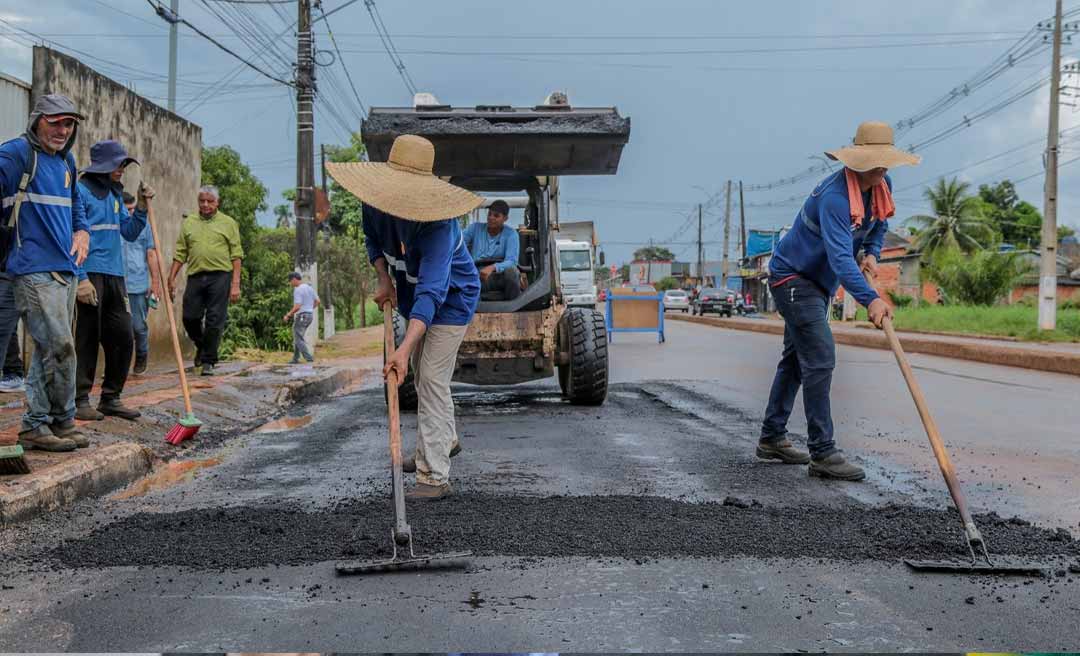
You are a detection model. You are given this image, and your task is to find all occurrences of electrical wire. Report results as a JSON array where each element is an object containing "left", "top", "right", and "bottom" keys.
[
  {"left": 319, "top": 1, "right": 368, "bottom": 120},
  {"left": 363, "top": 0, "right": 418, "bottom": 95}
]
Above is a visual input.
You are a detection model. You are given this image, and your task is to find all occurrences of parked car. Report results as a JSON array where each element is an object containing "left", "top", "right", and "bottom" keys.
[
  {"left": 663, "top": 288, "right": 690, "bottom": 313},
  {"left": 692, "top": 287, "right": 737, "bottom": 317}
]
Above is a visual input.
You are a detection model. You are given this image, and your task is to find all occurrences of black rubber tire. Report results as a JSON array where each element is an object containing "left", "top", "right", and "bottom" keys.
[
  {"left": 558, "top": 307, "right": 608, "bottom": 406},
  {"left": 383, "top": 310, "right": 418, "bottom": 412}
]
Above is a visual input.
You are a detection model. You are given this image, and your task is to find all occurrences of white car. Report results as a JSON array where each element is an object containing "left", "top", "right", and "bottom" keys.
[{"left": 663, "top": 289, "right": 690, "bottom": 313}]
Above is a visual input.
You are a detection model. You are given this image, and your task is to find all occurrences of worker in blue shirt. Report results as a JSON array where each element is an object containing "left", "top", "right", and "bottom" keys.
[
  {"left": 463, "top": 199, "right": 522, "bottom": 300},
  {"left": 73, "top": 140, "right": 153, "bottom": 422},
  {"left": 758, "top": 121, "right": 919, "bottom": 481},
  {"left": 330, "top": 134, "right": 481, "bottom": 500},
  {"left": 0, "top": 94, "right": 90, "bottom": 452}
]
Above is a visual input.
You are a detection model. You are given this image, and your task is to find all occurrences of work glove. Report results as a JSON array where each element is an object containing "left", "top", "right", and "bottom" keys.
[
  {"left": 136, "top": 182, "right": 156, "bottom": 211},
  {"left": 77, "top": 279, "right": 98, "bottom": 306}
]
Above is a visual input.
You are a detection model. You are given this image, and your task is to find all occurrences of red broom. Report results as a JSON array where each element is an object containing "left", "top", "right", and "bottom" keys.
[{"left": 145, "top": 203, "right": 202, "bottom": 444}]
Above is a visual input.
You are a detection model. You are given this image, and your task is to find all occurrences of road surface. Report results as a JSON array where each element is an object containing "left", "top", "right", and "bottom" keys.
[{"left": 0, "top": 319, "right": 1077, "bottom": 651}]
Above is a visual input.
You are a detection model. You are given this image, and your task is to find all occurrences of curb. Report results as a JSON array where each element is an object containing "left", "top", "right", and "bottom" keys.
[
  {"left": 670, "top": 315, "right": 1080, "bottom": 377},
  {"left": 0, "top": 443, "right": 153, "bottom": 524},
  {"left": 1, "top": 363, "right": 371, "bottom": 524}
]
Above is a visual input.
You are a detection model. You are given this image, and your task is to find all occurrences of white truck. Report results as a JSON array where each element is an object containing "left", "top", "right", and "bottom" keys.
[{"left": 556, "top": 239, "right": 598, "bottom": 307}]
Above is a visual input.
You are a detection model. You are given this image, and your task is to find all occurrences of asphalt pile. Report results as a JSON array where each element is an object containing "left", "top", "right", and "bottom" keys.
[{"left": 52, "top": 494, "right": 1079, "bottom": 570}]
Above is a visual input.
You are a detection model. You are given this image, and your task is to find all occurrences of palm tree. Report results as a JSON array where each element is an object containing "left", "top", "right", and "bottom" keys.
[{"left": 907, "top": 177, "right": 994, "bottom": 256}]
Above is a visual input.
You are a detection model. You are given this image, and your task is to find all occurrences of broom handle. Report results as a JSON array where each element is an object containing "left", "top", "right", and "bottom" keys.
[
  {"left": 384, "top": 303, "right": 410, "bottom": 542},
  {"left": 866, "top": 273, "right": 980, "bottom": 541},
  {"left": 147, "top": 206, "right": 195, "bottom": 416}
]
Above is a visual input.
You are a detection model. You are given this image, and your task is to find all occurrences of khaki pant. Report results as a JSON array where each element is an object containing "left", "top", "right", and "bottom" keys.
[{"left": 411, "top": 323, "right": 468, "bottom": 486}]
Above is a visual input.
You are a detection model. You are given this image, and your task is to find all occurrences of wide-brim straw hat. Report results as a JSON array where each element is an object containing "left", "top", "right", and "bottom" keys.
[
  {"left": 326, "top": 134, "right": 482, "bottom": 222},
  {"left": 825, "top": 121, "right": 921, "bottom": 172}
]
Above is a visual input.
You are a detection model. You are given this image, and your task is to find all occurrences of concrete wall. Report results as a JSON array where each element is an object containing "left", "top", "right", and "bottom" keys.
[
  {"left": 32, "top": 47, "right": 202, "bottom": 364},
  {"left": 0, "top": 72, "right": 31, "bottom": 141}
]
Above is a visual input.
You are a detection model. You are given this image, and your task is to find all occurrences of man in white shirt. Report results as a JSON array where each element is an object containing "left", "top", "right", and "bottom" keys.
[{"left": 283, "top": 272, "right": 320, "bottom": 364}]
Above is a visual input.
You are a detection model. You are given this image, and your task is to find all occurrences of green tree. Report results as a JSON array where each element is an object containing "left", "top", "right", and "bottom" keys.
[
  {"left": 655, "top": 276, "right": 680, "bottom": 291},
  {"left": 317, "top": 232, "right": 372, "bottom": 329},
  {"left": 924, "top": 248, "right": 1032, "bottom": 306},
  {"left": 323, "top": 133, "right": 367, "bottom": 237},
  {"left": 274, "top": 204, "right": 292, "bottom": 229},
  {"left": 907, "top": 177, "right": 994, "bottom": 256},
  {"left": 975, "top": 180, "right": 1041, "bottom": 248},
  {"left": 634, "top": 245, "right": 676, "bottom": 261}
]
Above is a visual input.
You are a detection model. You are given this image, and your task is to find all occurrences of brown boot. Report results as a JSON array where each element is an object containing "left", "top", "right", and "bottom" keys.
[
  {"left": 50, "top": 419, "right": 90, "bottom": 448},
  {"left": 98, "top": 399, "right": 141, "bottom": 421},
  {"left": 406, "top": 482, "right": 453, "bottom": 500},
  {"left": 809, "top": 452, "right": 865, "bottom": 481},
  {"left": 18, "top": 425, "right": 76, "bottom": 452},
  {"left": 75, "top": 404, "right": 104, "bottom": 421},
  {"left": 756, "top": 438, "right": 811, "bottom": 465},
  {"left": 402, "top": 441, "right": 462, "bottom": 473}
]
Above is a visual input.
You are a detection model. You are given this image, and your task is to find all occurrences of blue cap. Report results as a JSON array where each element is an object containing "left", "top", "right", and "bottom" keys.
[{"left": 83, "top": 140, "right": 138, "bottom": 174}]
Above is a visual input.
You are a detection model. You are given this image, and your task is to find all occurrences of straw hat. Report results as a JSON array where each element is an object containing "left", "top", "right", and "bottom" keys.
[
  {"left": 326, "top": 134, "right": 482, "bottom": 222},
  {"left": 825, "top": 121, "right": 921, "bottom": 172}
]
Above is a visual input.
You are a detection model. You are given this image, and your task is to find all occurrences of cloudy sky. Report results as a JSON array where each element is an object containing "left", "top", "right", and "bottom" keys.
[{"left": 2, "top": 0, "right": 1078, "bottom": 265}]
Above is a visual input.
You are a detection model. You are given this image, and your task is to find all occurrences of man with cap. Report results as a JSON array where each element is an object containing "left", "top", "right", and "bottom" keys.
[
  {"left": 757, "top": 121, "right": 920, "bottom": 481},
  {"left": 0, "top": 94, "right": 90, "bottom": 451},
  {"left": 73, "top": 140, "right": 154, "bottom": 422},
  {"left": 167, "top": 185, "right": 244, "bottom": 377},
  {"left": 463, "top": 199, "right": 522, "bottom": 300},
  {"left": 283, "top": 272, "right": 320, "bottom": 364},
  {"left": 328, "top": 134, "right": 481, "bottom": 500}
]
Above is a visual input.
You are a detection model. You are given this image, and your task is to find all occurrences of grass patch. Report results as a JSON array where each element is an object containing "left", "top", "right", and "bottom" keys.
[{"left": 852, "top": 304, "right": 1080, "bottom": 342}]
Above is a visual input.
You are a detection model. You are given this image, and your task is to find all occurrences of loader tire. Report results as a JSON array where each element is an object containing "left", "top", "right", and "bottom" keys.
[
  {"left": 383, "top": 310, "right": 418, "bottom": 412},
  {"left": 558, "top": 307, "right": 608, "bottom": 406}
]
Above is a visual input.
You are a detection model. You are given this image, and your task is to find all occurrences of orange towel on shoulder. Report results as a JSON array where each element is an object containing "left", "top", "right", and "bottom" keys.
[{"left": 844, "top": 167, "right": 895, "bottom": 228}]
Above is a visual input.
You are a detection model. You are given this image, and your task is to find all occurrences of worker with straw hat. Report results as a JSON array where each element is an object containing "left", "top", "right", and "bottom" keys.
[
  {"left": 757, "top": 121, "right": 920, "bottom": 482},
  {"left": 328, "top": 134, "right": 481, "bottom": 500}
]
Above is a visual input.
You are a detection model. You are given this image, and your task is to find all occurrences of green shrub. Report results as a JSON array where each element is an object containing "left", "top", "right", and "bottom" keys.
[
  {"left": 887, "top": 290, "right": 914, "bottom": 308},
  {"left": 655, "top": 276, "right": 680, "bottom": 291},
  {"left": 924, "top": 249, "right": 1032, "bottom": 306}
]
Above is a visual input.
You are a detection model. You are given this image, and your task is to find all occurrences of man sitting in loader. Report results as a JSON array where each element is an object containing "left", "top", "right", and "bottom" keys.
[{"left": 463, "top": 199, "right": 522, "bottom": 301}]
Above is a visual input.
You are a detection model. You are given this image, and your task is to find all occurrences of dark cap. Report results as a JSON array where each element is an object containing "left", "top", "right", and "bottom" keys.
[
  {"left": 288, "top": 272, "right": 302, "bottom": 281},
  {"left": 488, "top": 200, "right": 510, "bottom": 216},
  {"left": 83, "top": 140, "right": 139, "bottom": 174},
  {"left": 32, "top": 93, "right": 85, "bottom": 122}
]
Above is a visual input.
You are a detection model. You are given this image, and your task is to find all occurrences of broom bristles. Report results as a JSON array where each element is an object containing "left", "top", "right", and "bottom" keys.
[
  {"left": 0, "top": 445, "right": 30, "bottom": 475},
  {"left": 164, "top": 423, "right": 200, "bottom": 445}
]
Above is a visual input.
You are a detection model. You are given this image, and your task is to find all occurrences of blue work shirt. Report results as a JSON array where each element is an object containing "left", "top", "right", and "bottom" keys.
[
  {"left": 362, "top": 205, "right": 480, "bottom": 327},
  {"left": 770, "top": 170, "right": 890, "bottom": 306},
  {"left": 122, "top": 223, "right": 156, "bottom": 294},
  {"left": 0, "top": 136, "right": 88, "bottom": 275},
  {"left": 76, "top": 177, "right": 147, "bottom": 280},
  {"left": 463, "top": 221, "right": 520, "bottom": 273}
]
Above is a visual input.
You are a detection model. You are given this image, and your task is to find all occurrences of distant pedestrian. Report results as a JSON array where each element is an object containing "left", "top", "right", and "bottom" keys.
[
  {"left": 121, "top": 191, "right": 162, "bottom": 375},
  {"left": 283, "top": 272, "right": 320, "bottom": 364},
  {"left": 330, "top": 134, "right": 481, "bottom": 500},
  {"left": 758, "top": 121, "right": 919, "bottom": 481},
  {"left": 167, "top": 185, "right": 243, "bottom": 376},
  {"left": 0, "top": 94, "right": 90, "bottom": 452}
]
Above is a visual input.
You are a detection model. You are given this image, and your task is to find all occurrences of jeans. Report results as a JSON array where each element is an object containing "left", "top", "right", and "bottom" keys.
[
  {"left": 14, "top": 271, "right": 77, "bottom": 431},
  {"left": 129, "top": 292, "right": 150, "bottom": 360},
  {"left": 480, "top": 265, "right": 522, "bottom": 300},
  {"left": 292, "top": 312, "right": 314, "bottom": 362},
  {"left": 0, "top": 273, "right": 24, "bottom": 377},
  {"left": 75, "top": 273, "right": 133, "bottom": 406},
  {"left": 182, "top": 271, "right": 231, "bottom": 366},
  {"left": 761, "top": 276, "right": 837, "bottom": 459}
]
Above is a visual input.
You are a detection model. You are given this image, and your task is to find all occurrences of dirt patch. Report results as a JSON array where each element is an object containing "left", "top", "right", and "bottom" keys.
[{"left": 51, "top": 494, "right": 1078, "bottom": 570}]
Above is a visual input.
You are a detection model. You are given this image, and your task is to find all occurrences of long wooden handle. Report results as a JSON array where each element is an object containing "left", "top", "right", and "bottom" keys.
[
  {"left": 866, "top": 274, "right": 980, "bottom": 541},
  {"left": 383, "top": 304, "right": 410, "bottom": 542},
  {"left": 146, "top": 206, "right": 194, "bottom": 416}
]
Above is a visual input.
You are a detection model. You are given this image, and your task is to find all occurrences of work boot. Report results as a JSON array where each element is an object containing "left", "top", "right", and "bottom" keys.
[
  {"left": 809, "top": 452, "right": 866, "bottom": 481},
  {"left": 402, "top": 441, "right": 462, "bottom": 473},
  {"left": 201, "top": 363, "right": 215, "bottom": 377},
  {"left": 75, "top": 404, "right": 104, "bottom": 421},
  {"left": 98, "top": 399, "right": 141, "bottom": 421},
  {"left": 756, "top": 438, "right": 811, "bottom": 465},
  {"left": 133, "top": 354, "right": 148, "bottom": 375},
  {"left": 18, "top": 425, "right": 76, "bottom": 452},
  {"left": 49, "top": 419, "right": 90, "bottom": 448},
  {"left": 406, "top": 482, "right": 453, "bottom": 500}
]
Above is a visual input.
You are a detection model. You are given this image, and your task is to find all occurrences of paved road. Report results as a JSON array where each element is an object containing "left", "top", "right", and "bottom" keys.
[{"left": 0, "top": 320, "right": 1078, "bottom": 651}]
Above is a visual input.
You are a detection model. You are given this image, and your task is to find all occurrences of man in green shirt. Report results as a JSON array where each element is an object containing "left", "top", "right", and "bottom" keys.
[{"left": 167, "top": 185, "right": 244, "bottom": 376}]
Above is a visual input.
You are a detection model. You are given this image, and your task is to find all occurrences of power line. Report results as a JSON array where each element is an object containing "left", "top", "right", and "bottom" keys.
[
  {"left": 319, "top": 0, "right": 368, "bottom": 120},
  {"left": 363, "top": 0, "right": 417, "bottom": 95}
]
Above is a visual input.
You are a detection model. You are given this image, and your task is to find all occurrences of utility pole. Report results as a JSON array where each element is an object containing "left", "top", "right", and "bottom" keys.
[
  {"left": 721, "top": 179, "right": 732, "bottom": 289},
  {"left": 738, "top": 180, "right": 747, "bottom": 260},
  {"left": 1040, "top": 0, "right": 1064, "bottom": 331},
  {"left": 296, "top": 0, "right": 319, "bottom": 345},
  {"left": 320, "top": 144, "right": 334, "bottom": 339},
  {"left": 167, "top": 0, "right": 179, "bottom": 111},
  {"left": 697, "top": 203, "right": 703, "bottom": 287},
  {"left": 646, "top": 238, "right": 653, "bottom": 284}
]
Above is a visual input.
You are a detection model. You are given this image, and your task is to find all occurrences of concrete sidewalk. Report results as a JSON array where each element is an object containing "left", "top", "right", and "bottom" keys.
[
  {"left": 669, "top": 314, "right": 1080, "bottom": 376},
  {"left": 0, "top": 326, "right": 382, "bottom": 523}
]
